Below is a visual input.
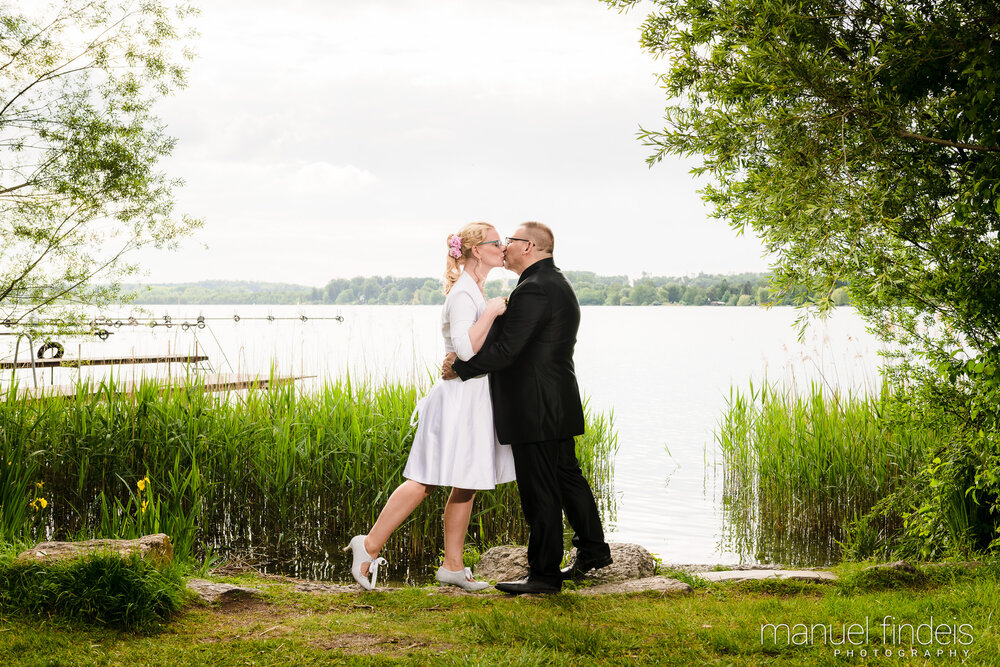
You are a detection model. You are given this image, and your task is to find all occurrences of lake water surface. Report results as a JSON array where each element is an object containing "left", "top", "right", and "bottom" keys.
[{"left": 6, "top": 304, "right": 886, "bottom": 565}]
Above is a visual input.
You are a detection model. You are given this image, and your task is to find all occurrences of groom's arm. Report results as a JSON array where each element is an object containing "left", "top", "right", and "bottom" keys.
[{"left": 452, "top": 282, "right": 547, "bottom": 380}]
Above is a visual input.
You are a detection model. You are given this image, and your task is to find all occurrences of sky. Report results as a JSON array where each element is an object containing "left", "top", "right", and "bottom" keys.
[{"left": 138, "top": 0, "right": 771, "bottom": 286}]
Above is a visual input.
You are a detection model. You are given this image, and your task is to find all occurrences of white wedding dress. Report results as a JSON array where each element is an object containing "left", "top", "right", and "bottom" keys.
[{"left": 403, "top": 270, "right": 516, "bottom": 489}]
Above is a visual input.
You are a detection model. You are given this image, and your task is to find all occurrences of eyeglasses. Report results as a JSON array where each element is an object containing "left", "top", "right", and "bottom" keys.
[
  {"left": 477, "top": 240, "right": 502, "bottom": 248},
  {"left": 505, "top": 237, "right": 532, "bottom": 246}
]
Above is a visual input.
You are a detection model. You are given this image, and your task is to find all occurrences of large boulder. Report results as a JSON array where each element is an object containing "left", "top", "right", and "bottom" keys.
[
  {"left": 567, "top": 543, "right": 657, "bottom": 583},
  {"left": 475, "top": 542, "right": 656, "bottom": 584},
  {"left": 17, "top": 533, "right": 174, "bottom": 567},
  {"left": 475, "top": 545, "right": 529, "bottom": 582}
]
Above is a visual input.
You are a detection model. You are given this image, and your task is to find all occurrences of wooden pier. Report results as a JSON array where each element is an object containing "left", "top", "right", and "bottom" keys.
[
  {"left": 4, "top": 348, "right": 311, "bottom": 399},
  {"left": 0, "top": 354, "right": 210, "bottom": 369},
  {"left": 13, "top": 373, "right": 313, "bottom": 399}
]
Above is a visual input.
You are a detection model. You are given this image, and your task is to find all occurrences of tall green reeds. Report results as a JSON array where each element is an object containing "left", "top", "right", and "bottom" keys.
[
  {"left": 0, "top": 378, "right": 616, "bottom": 583},
  {"left": 577, "top": 402, "right": 617, "bottom": 528},
  {"left": 716, "top": 381, "right": 933, "bottom": 565}
]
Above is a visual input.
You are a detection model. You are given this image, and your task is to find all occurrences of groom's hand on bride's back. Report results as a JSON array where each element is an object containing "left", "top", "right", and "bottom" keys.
[{"left": 441, "top": 352, "right": 459, "bottom": 380}]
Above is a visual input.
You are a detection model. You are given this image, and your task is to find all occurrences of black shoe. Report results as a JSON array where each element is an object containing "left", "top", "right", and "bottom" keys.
[
  {"left": 560, "top": 554, "right": 613, "bottom": 580},
  {"left": 495, "top": 578, "right": 561, "bottom": 595}
]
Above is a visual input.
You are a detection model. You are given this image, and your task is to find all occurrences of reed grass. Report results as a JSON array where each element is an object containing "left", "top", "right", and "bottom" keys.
[
  {"left": 0, "top": 378, "right": 616, "bottom": 582},
  {"left": 715, "top": 381, "right": 935, "bottom": 565},
  {"left": 576, "top": 401, "right": 617, "bottom": 527}
]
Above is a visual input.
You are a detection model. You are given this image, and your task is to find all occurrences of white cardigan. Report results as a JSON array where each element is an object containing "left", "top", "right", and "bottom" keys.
[{"left": 440, "top": 270, "right": 485, "bottom": 362}]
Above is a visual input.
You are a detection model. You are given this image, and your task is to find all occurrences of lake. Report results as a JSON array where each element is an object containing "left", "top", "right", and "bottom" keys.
[{"left": 4, "top": 304, "right": 886, "bottom": 565}]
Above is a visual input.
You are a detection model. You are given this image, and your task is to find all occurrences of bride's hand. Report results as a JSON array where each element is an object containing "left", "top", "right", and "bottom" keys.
[
  {"left": 485, "top": 296, "right": 507, "bottom": 317},
  {"left": 441, "top": 352, "right": 458, "bottom": 380}
]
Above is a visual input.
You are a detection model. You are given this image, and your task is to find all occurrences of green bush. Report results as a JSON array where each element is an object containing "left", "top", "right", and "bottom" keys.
[
  {"left": 862, "top": 362, "right": 1000, "bottom": 560},
  {"left": 0, "top": 552, "right": 186, "bottom": 630}
]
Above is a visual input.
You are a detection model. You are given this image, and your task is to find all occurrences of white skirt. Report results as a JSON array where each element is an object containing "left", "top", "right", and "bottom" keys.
[{"left": 403, "top": 376, "right": 516, "bottom": 490}]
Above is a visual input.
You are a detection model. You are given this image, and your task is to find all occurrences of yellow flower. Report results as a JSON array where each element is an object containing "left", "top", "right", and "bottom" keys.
[
  {"left": 38, "top": 498, "right": 47, "bottom": 509},
  {"left": 137, "top": 478, "right": 146, "bottom": 492},
  {"left": 35, "top": 481, "right": 43, "bottom": 488},
  {"left": 141, "top": 500, "right": 149, "bottom": 514}
]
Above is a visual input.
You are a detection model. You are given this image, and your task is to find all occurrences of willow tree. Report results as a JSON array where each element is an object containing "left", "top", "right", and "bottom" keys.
[
  {"left": 606, "top": 0, "right": 1000, "bottom": 555},
  {"left": 0, "top": 1, "right": 201, "bottom": 335}
]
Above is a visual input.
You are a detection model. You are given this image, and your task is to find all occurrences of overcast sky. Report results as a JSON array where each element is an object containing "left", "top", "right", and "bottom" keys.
[{"left": 138, "top": 0, "right": 770, "bottom": 286}]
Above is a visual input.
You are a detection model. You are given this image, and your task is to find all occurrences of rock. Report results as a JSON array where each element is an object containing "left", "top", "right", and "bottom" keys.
[
  {"left": 863, "top": 560, "right": 920, "bottom": 575},
  {"left": 476, "top": 542, "right": 656, "bottom": 583},
  {"left": 17, "top": 533, "right": 173, "bottom": 566},
  {"left": 664, "top": 563, "right": 784, "bottom": 573},
  {"left": 566, "top": 543, "right": 657, "bottom": 583},
  {"left": 186, "top": 578, "right": 263, "bottom": 603},
  {"left": 851, "top": 560, "right": 926, "bottom": 589},
  {"left": 293, "top": 581, "right": 362, "bottom": 595},
  {"left": 575, "top": 576, "right": 693, "bottom": 596},
  {"left": 475, "top": 545, "right": 530, "bottom": 582},
  {"left": 697, "top": 569, "right": 838, "bottom": 583},
  {"left": 429, "top": 585, "right": 487, "bottom": 596}
]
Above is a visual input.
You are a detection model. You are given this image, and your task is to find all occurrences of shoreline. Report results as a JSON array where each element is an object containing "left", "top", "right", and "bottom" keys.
[{"left": 2, "top": 559, "right": 994, "bottom": 665}]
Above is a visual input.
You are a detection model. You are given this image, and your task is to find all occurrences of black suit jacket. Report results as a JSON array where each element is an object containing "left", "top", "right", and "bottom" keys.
[{"left": 453, "top": 257, "right": 586, "bottom": 445}]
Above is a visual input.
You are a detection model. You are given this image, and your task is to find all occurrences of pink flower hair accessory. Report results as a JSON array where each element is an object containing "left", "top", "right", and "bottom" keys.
[{"left": 448, "top": 234, "right": 463, "bottom": 259}]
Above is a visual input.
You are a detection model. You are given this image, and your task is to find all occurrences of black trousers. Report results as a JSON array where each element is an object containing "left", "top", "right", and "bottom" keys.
[{"left": 510, "top": 436, "right": 610, "bottom": 586}]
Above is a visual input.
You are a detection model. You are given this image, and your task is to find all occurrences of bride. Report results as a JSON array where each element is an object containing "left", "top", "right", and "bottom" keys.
[{"left": 344, "top": 221, "right": 516, "bottom": 590}]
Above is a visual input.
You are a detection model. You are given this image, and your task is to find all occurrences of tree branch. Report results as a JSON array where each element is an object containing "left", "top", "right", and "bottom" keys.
[
  {"left": 0, "top": 199, "right": 94, "bottom": 303},
  {"left": 0, "top": 9, "right": 73, "bottom": 74},
  {"left": 0, "top": 8, "right": 139, "bottom": 118},
  {"left": 10, "top": 235, "right": 140, "bottom": 323},
  {"left": 898, "top": 130, "right": 1000, "bottom": 153},
  {"left": 0, "top": 181, "right": 36, "bottom": 196}
]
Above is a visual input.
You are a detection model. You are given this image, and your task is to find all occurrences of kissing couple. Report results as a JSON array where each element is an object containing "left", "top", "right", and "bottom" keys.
[{"left": 345, "top": 221, "right": 611, "bottom": 594}]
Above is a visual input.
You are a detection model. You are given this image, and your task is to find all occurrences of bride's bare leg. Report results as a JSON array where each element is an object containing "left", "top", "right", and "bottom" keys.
[
  {"left": 442, "top": 487, "right": 476, "bottom": 572},
  {"left": 362, "top": 480, "right": 434, "bottom": 575}
]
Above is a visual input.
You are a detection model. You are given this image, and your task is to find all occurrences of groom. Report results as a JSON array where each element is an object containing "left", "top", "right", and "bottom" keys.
[{"left": 442, "top": 221, "right": 612, "bottom": 594}]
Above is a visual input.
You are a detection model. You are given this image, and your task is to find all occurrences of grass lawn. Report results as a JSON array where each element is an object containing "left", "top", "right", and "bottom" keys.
[{"left": 1, "top": 563, "right": 998, "bottom": 666}]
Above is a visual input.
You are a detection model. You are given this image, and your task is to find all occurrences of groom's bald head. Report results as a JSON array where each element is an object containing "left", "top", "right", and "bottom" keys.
[{"left": 520, "top": 221, "right": 554, "bottom": 254}]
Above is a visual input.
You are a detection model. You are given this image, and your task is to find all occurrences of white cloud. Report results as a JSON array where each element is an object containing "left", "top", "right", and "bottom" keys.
[
  {"left": 281, "top": 163, "right": 378, "bottom": 196},
  {"left": 143, "top": 0, "right": 769, "bottom": 285}
]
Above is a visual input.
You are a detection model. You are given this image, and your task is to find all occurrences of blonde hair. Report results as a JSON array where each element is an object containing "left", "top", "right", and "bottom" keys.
[
  {"left": 443, "top": 222, "right": 495, "bottom": 294},
  {"left": 521, "top": 221, "right": 554, "bottom": 254}
]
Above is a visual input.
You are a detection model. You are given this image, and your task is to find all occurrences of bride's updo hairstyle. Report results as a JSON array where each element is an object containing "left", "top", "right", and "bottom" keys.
[{"left": 443, "top": 221, "right": 495, "bottom": 294}]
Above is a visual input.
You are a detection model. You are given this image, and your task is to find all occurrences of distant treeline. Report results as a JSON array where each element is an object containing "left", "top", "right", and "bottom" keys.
[{"left": 123, "top": 273, "right": 850, "bottom": 307}]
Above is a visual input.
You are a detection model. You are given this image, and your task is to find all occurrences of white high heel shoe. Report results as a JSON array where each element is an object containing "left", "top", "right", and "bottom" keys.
[
  {"left": 343, "top": 535, "right": 387, "bottom": 590},
  {"left": 435, "top": 566, "right": 489, "bottom": 592}
]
